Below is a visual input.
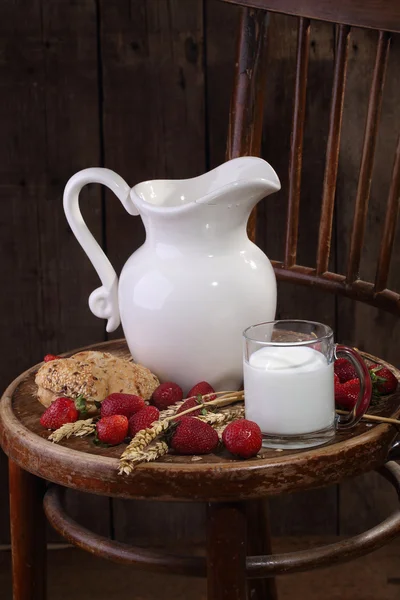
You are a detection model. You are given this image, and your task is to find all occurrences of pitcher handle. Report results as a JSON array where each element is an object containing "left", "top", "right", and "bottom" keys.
[{"left": 63, "top": 168, "right": 139, "bottom": 333}]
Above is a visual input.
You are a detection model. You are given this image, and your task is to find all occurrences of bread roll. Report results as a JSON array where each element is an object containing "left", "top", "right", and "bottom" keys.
[{"left": 35, "top": 351, "right": 159, "bottom": 413}]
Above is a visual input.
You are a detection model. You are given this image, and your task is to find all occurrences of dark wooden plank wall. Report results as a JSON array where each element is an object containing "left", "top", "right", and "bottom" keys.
[
  {"left": 99, "top": 0, "right": 208, "bottom": 546},
  {"left": 258, "top": 14, "right": 339, "bottom": 535},
  {"left": 0, "top": 0, "right": 399, "bottom": 544},
  {"left": 336, "top": 26, "right": 400, "bottom": 534},
  {"left": 0, "top": 0, "right": 110, "bottom": 543}
]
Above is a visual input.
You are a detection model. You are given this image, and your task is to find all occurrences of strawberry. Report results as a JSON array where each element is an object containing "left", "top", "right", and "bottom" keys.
[
  {"left": 44, "top": 354, "right": 61, "bottom": 362},
  {"left": 151, "top": 382, "right": 183, "bottom": 410},
  {"left": 335, "top": 378, "right": 360, "bottom": 410},
  {"left": 334, "top": 358, "right": 358, "bottom": 383},
  {"left": 334, "top": 372, "right": 345, "bottom": 397},
  {"left": 40, "top": 397, "right": 79, "bottom": 430},
  {"left": 170, "top": 416, "right": 219, "bottom": 455},
  {"left": 176, "top": 397, "right": 203, "bottom": 420},
  {"left": 96, "top": 415, "right": 128, "bottom": 446},
  {"left": 222, "top": 419, "right": 262, "bottom": 459},
  {"left": 187, "top": 381, "right": 216, "bottom": 401},
  {"left": 129, "top": 406, "right": 159, "bottom": 436},
  {"left": 100, "top": 393, "right": 145, "bottom": 419},
  {"left": 369, "top": 364, "right": 398, "bottom": 395}
]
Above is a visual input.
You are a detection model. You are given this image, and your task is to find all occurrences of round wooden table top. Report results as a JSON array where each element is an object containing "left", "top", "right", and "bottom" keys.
[{"left": 1, "top": 339, "right": 399, "bottom": 502}]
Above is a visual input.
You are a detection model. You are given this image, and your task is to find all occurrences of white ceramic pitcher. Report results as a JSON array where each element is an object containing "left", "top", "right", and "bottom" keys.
[{"left": 63, "top": 157, "right": 281, "bottom": 391}]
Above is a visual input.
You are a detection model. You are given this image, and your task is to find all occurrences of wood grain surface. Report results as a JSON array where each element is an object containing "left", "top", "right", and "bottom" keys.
[
  {"left": 1, "top": 0, "right": 400, "bottom": 543},
  {"left": 97, "top": 0, "right": 206, "bottom": 540},
  {"left": 0, "top": 0, "right": 109, "bottom": 543},
  {"left": 221, "top": 0, "right": 400, "bottom": 33},
  {"left": 0, "top": 339, "right": 399, "bottom": 504},
  {"left": 1, "top": 539, "right": 400, "bottom": 600}
]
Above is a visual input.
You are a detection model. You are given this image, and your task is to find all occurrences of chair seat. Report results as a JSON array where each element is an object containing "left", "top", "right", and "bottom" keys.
[{"left": 0, "top": 339, "right": 399, "bottom": 502}]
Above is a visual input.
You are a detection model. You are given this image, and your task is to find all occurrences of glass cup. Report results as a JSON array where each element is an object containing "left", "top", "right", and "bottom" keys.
[{"left": 243, "top": 320, "right": 372, "bottom": 449}]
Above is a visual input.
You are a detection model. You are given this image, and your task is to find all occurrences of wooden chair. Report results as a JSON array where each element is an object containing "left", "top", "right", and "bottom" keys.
[
  {"left": 1, "top": 2, "right": 400, "bottom": 600},
  {"left": 227, "top": 0, "right": 400, "bottom": 312}
]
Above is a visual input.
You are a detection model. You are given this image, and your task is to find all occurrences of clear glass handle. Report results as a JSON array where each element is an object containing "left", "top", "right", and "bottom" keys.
[{"left": 335, "top": 345, "right": 372, "bottom": 429}]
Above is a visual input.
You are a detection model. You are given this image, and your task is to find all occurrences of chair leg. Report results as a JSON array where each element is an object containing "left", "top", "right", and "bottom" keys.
[
  {"left": 246, "top": 499, "right": 278, "bottom": 600},
  {"left": 9, "top": 460, "right": 47, "bottom": 600},
  {"left": 207, "top": 502, "right": 247, "bottom": 600}
]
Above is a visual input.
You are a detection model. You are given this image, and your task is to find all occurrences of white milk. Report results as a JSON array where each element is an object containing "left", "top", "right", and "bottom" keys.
[{"left": 244, "top": 346, "right": 335, "bottom": 435}]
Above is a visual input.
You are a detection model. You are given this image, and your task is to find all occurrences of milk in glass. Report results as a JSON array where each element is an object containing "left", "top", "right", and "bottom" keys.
[{"left": 244, "top": 346, "right": 335, "bottom": 435}]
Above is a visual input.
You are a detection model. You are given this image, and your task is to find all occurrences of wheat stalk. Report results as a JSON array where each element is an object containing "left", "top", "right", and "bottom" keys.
[
  {"left": 336, "top": 409, "right": 400, "bottom": 426},
  {"left": 198, "top": 412, "right": 229, "bottom": 425},
  {"left": 119, "top": 440, "right": 169, "bottom": 475},
  {"left": 118, "top": 392, "right": 244, "bottom": 474},
  {"left": 199, "top": 405, "right": 244, "bottom": 426},
  {"left": 206, "top": 405, "right": 245, "bottom": 438},
  {"left": 119, "top": 418, "right": 170, "bottom": 463},
  {"left": 215, "top": 424, "right": 229, "bottom": 437},
  {"left": 220, "top": 405, "right": 245, "bottom": 418},
  {"left": 158, "top": 391, "right": 243, "bottom": 420},
  {"left": 158, "top": 399, "right": 187, "bottom": 420},
  {"left": 156, "top": 391, "right": 243, "bottom": 427},
  {"left": 172, "top": 392, "right": 243, "bottom": 419},
  {"left": 48, "top": 418, "right": 95, "bottom": 442}
]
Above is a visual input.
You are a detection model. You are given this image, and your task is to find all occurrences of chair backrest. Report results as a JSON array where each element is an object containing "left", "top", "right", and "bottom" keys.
[{"left": 223, "top": 0, "right": 400, "bottom": 315}]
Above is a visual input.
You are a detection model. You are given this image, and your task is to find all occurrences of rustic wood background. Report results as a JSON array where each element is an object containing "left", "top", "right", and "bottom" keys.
[{"left": 1, "top": 0, "right": 400, "bottom": 546}]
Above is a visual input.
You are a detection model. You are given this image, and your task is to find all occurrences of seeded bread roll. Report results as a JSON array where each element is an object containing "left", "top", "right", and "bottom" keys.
[{"left": 35, "top": 351, "right": 159, "bottom": 414}]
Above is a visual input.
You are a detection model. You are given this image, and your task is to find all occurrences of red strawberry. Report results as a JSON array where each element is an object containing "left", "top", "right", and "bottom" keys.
[
  {"left": 96, "top": 415, "right": 128, "bottom": 446},
  {"left": 187, "top": 381, "right": 216, "bottom": 401},
  {"left": 334, "top": 372, "right": 345, "bottom": 397},
  {"left": 100, "top": 393, "right": 145, "bottom": 419},
  {"left": 222, "top": 419, "right": 262, "bottom": 459},
  {"left": 129, "top": 406, "right": 160, "bottom": 436},
  {"left": 369, "top": 364, "right": 398, "bottom": 395},
  {"left": 44, "top": 354, "right": 61, "bottom": 362},
  {"left": 335, "top": 378, "right": 360, "bottom": 410},
  {"left": 40, "top": 397, "right": 79, "bottom": 430},
  {"left": 151, "top": 382, "right": 183, "bottom": 410},
  {"left": 334, "top": 358, "right": 358, "bottom": 383},
  {"left": 176, "top": 397, "right": 203, "bottom": 420},
  {"left": 170, "top": 416, "right": 219, "bottom": 455}
]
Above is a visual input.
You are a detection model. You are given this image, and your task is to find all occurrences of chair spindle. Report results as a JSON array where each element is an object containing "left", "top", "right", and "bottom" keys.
[
  {"left": 347, "top": 31, "right": 391, "bottom": 283},
  {"left": 227, "top": 7, "right": 269, "bottom": 242},
  {"left": 316, "top": 24, "right": 350, "bottom": 275},
  {"left": 284, "top": 17, "right": 310, "bottom": 268},
  {"left": 375, "top": 133, "right": 400, "bottom": 292}
]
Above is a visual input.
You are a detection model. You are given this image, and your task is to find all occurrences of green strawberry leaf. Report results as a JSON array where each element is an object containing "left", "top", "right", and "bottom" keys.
[
  {"left": 201, "top": 407, "right": 208, "bottom": 416},
  {"left": 93, "top": 434, "right": 112, "bottom": 448},
  {"left": 369, "top": 370, "right": 386, "bottom": 383},
  {"left": 369, "top": 367, "right": 389, "bottom": 396},
  {"left": 196, "top": 394, "right": 203, "bottom": 404},
  {"left": 75, "top": 394, "right": 88, "bottom": 416}
]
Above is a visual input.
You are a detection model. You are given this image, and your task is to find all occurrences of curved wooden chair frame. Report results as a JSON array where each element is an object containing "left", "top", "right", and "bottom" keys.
[
  {"left": 2, "top": 2, "right": 400, "bottom": 600},
  {"left": 44, "top": 461, "right": 400, "bottom": 578}
]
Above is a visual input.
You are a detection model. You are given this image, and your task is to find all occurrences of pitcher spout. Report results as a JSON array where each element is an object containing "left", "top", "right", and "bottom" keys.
[
  {"left": 210, "top": 156, "right": 281, "bottom": 197},
  {"left": 195, "top": 156, "right": 281, "bottom": 210},
  {"left": 130, "top": 156, "right": 280, "bottom": 216}
]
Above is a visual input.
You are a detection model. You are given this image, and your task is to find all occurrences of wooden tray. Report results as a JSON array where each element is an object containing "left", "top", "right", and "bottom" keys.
[{"left": 0, "top": 339, "right": 399, "bottom": 502}]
